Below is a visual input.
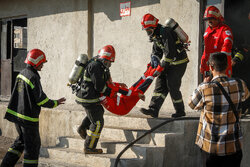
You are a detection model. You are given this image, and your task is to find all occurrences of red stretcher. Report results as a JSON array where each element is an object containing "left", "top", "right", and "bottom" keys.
[{"left": 100, "top": 64, "right": 163, "bottom": 115}]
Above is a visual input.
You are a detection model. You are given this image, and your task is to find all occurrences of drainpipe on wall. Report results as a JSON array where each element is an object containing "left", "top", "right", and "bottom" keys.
[{"left": 87, "top": 0, "right": 93, "bottom": 59}]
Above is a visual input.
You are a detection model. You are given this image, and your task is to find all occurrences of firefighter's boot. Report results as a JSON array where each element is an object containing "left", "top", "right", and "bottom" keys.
[
  {"left": 171, "top": 111, "right": 186, "bottom": 118},
  {"left": 171, "top": 100, "right": 186, "bottom": 118},
  {"left": 77, "top": 126, "right": 87, "bottom": 140},
  {"left": 84, "top": 148, "right": 103, "bottom": 154},
  {"left": 140, "top": 108, "right": 158, "bottom": 118}
]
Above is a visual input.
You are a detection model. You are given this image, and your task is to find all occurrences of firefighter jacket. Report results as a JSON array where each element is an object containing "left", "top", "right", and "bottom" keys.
[
  {"left": 4, "top": 66, "right": 58, "bottom": 127},
  {"left": 76, "top": 59, "right": 113, "bottom": 106},
  {"left": 201, "top": 23, "right": 233, "bottom": 76},
  {"left": 150, "top": 24, "right": 189, "bottom": 69},
  {"left": 232, "top": 48, "right": 250, "bottom": 89}
]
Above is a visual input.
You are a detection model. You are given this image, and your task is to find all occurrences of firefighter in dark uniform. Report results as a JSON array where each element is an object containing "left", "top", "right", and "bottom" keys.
[
  {"left": 232, "top": 45, "right": 250, "bottom": 114},
  {"left": 140, "top": 13, "right": 189, "bottom": 118},
  {"left": 76, "top": 45, "right": 122, "bottom": 154},
  {"left": 0, "top": 49, "right": 66, "bottom": 167},
  {"left": 229, "top": 6, "right": 250, "bottom": 115}
]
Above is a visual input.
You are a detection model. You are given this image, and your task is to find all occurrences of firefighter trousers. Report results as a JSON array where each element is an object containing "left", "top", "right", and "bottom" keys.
[
  {"left": 80, "top": 104, "right": 104, "bottom": 149},
  {"left": 149, "top": 63, "right": 187, "bottom": 116},
  {"left": 0, "top": 124, "right": 41, "bottom": 167}
]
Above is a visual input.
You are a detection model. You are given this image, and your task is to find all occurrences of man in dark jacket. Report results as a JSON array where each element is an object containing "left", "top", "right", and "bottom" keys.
[
  {"left": 76, "top": 45, "right": 123, "bottom": 154},
  {"left": 1, "top": 49, "right": 66, "bottom": 167},
  {"left": 140, "top": 13, "right": 189, "bottom": 118}
]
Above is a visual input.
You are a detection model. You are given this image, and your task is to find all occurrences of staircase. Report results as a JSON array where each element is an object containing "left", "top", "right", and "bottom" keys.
[{"left": 38, "top": 108, "right": 200, "bottom": 167}]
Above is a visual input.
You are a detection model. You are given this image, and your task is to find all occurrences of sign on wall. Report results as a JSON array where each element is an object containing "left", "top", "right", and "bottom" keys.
[{"left": 120, "top": 1, "right": 131, "bottom": 17}]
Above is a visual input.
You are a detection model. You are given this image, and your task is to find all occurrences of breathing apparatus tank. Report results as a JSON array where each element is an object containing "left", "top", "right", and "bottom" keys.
[
  {"left": 68, "top": 54, "right": 89, "bottom": 84},
  {"left": 165, "top": 18, "right": 189, "bottom": 43}
]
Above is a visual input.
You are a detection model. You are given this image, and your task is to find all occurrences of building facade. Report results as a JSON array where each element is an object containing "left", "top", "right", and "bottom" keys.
[{"left": 0, "top": 0, "right": 242, "bottom": 113}]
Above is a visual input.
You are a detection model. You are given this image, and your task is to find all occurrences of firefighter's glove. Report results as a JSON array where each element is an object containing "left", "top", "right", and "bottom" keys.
[{"left": 151, "top": 55, "right": 160, "bottom": 68}]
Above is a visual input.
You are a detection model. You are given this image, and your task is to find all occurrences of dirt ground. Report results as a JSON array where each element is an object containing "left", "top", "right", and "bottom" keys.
[{"left": 0, "top": 136, "right": 22, "bottom": 166}]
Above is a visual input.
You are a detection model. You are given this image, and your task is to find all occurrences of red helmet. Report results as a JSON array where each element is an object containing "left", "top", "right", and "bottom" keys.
[
  {"left": 24, "top": 49, "right": 47, "bottom": 67},
  {"left": 141, "top": 13, "right": 159, "bottom": 30},
  {"left": 203, "top": 6, "right": 224, "bottom": 22},
  {"left": 98, "top": 45, "right": 115, "bottom": 62}
]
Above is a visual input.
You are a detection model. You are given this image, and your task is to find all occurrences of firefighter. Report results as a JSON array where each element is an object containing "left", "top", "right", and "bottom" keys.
[
  {"left": 0, "top": 49, "right": 66, "bottom": 167},
  {"left": 200, "top": 6, "right": 234, "bottom": 78},
  {"left": 140, "top": 13, "right": 189, "bottom": 118},
  {"left": 232, "top": 45, "right": 250, "bottom": 114},
  {"left": 76, "top": 45, "right": 126, "bottom": 154},
  {"left": 231, "top": 10, "right": 250, "bottom": 115}
]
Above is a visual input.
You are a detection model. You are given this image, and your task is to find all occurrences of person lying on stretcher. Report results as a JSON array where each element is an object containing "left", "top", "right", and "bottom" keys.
[{"left": 100, "top": 64, "right": 163, "bottom": 115}]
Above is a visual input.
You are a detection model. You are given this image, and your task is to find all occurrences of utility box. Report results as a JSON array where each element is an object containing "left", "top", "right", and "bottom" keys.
[{"left": 14, "top": 26, "right": 27, "bottom": 49}]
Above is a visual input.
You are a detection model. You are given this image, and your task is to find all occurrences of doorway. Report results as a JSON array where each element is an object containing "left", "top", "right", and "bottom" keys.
[{"left": 0, "top": 17, "right": 27, "bottom": 99}]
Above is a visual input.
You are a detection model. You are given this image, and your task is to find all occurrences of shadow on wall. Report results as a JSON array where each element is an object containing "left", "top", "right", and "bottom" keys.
[
  {"left": 0, "top": 0, "right": 160, "bottom": 21},
  {"left": 92, "top": 0, "right": 160, "bottom": 21},
  {"left": 0, "top": 128, "right": 2, "bottom": 136}
]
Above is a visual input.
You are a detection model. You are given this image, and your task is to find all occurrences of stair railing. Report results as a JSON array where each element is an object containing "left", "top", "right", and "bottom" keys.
[{"left": 114, "top": 117, "right": 199, "bottom": 167}]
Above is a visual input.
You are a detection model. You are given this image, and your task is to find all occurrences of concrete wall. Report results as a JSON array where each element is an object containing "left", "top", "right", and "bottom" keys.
[{"left": 0, "top": 0, "right": 200, "bottom": 114}]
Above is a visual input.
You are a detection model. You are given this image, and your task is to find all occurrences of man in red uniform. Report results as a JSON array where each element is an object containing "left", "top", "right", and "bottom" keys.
[{"left": 200, "top": 6, "right": 233, "bottom": 78}]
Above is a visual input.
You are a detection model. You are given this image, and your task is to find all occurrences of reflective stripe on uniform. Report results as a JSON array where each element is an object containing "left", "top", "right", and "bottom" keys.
[
  {"left": 88, "top": 121, "right": 101, "bottom": 148},
  {"left": 176, "top": 38, "right": 182, "bottom": 44},
  {"left": 235, "top": 52, "right": 244, "bottom": 61},
  {"left": 84, "top": 75, "right": 92, "bottom": 82},
  {"left": 170, "top": 58, "right": 189, "bottom": 65},
  {"left": 99, "top": 96, "right": 106, "bottom": 101},
  {"left": 172, "top": 98, "right": 183, "bottom": 103},
  {"left": 75, "top": 97, "right": 100, "bottom": 103},
  {"left": 101, "top": 85, "right": 107, "bottom": 93},
  {"left": 17, "top": 74, "right": 34, "bottom": 89},
  {"left": 164, "top": 57, "right": 173, "bottom": 63},
  {"left": 146, "top": 76, "right": 154, "bottom": 80},
  {"left": 117, "top": 96, "right": 121, "bottom": 106},
  {"left": 23, "top": 159, "right": 38, "bottom": 164},
  {"left": 6, "top": 108, "right": 39, "bottom": 122},
  {"left": 153, "top": 92, "right": 166, "bottom": 99},
  {"left": 126, "top": 90, "right": 132, "bottom": 96},
  {"left": 53, "top": 100, "right": 58, "bottom": 108},
  {"left": 37, "top": 97, "right": 49, "bottom": 106},
  {"left": 224, "top": 37, "right": 233, "bottom": 43},
  {"left": 8, "top": 148, "right": 22, "bottom": 157},
  {"left": 164, "top": 57, "right": 189, "bottom": 65}
]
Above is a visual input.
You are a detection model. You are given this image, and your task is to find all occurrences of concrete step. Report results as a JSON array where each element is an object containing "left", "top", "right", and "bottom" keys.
[
  {"left": 103, "top": 115, "right": 186, "bottom": 132},
  {"left": 56, "top": 137, "right": 166, "bottom": 159},
  {"left": 71, "top": 126, "right": 181, "bottom": 147},
  {"left": 39, "top": 158, "right": 86, "bottom": 167},
  {"left": 101, "top": 128, "right": 183, "bottom": 146},
  {"left": 40, "top": 147, "right": 146, "bottom": 167}
]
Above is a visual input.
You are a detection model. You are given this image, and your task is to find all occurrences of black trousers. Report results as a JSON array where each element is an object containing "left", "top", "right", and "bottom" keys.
[
  {"left": 80, "top": 103, "right": 104, "bottom": 149},
  {"left": 149, "top": 63, "right": 187, "bottom": 115},
  {"left": 1, "top": 124, "right": 41, "bottom": 167},
  {"left": 203, "top": 150, "right": 242, "bottom": 167}
]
